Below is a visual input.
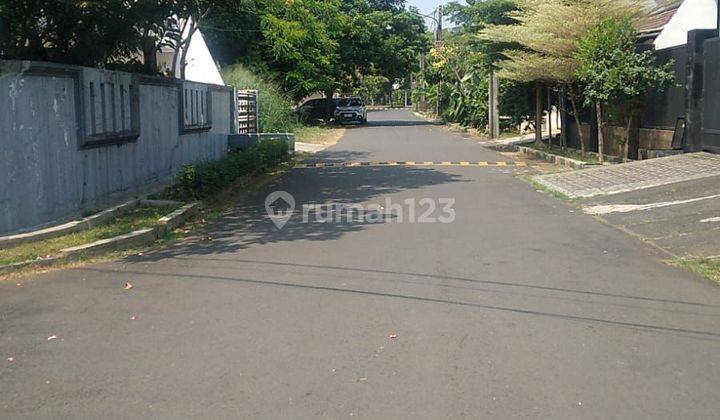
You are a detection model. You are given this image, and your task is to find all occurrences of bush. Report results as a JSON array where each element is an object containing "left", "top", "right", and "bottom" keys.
[
  {"left": 176, "top": 140, "right": 290, "bottom": 200},
  {"left": 221, "top": 64, "right": 299, "bottom": 133}
]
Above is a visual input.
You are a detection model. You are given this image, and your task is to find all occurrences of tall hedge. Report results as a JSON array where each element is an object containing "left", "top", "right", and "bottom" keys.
[{"left": 222, "top": 64, "right": 298, "bottom": 133}]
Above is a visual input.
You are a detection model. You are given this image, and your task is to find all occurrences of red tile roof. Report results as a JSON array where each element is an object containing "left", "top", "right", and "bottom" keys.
[{"left": 636, "top": 0, "right": 682, "bottom": 34}]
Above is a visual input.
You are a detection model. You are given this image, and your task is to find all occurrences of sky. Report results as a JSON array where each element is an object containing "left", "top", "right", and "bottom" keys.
[{"left": 406, "top": 0, "right": 456, "bottom": 29}]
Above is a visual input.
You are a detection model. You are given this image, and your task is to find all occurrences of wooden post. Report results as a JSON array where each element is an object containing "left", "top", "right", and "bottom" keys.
[
  {"left": 547, "top": 86, "right": 553, "bottom": 147},
  {"left": 535, "top": 82, "right": 543, "bottom": 147},
  {"left": 596, "top": 102, "right": 605, "bottom": 163},
  {"left": 560, "top": 86, "right": 568, "bottom": 149}
]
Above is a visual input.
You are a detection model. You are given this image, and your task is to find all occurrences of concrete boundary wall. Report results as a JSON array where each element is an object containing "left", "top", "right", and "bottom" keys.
[{"left": 0, "top": 60, "right": 235, "bottom": 235}]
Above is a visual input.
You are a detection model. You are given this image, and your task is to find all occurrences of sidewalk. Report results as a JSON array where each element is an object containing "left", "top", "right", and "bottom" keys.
[
  {"left": 533, "top": 152, "right": 720, "bottom": 198},
  {"left": 531, "top": 152, "right": 720, "bottom": 259},
  {"left": 294, "top": 142, "right": 330, "bottom": 153}
]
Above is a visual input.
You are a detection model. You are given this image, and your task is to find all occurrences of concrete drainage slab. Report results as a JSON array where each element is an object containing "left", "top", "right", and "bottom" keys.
[{"left": 533, "top": 152, "right": 720, "bottom": 198}]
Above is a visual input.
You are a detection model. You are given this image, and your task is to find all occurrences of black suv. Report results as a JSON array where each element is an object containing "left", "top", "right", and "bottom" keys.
[{"left": 297, "top": 98, "right": 339, "bottom": 123}]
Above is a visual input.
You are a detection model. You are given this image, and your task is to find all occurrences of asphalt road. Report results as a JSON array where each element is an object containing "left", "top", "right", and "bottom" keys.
[{"left": 2, "top": 110, "right": 719, "bottom": 419}]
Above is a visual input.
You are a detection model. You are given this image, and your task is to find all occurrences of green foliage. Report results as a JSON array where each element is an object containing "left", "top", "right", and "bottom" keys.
[
  {"left": 413, "top": 1, "right": 533, "bottom": 131},
  {"left": 443, "top": 71, "right": 489, "bottom": 127},
  {"left": 0, "top": 0, "right": 177, "bottom": 70},
  {"left": 575, "top": 17, "right": 675, "bottom": 107},
  {"left": 221, "top": 64, "right": 299, "bottom": 133},
  {"left": 353, "top": 74, "right": 391, "bottom": 104},
  {"left": 3, "top": 0, "right": 428, "bottom": 105},
  {"left": 445, "top": 0, "right": 520, "bottom": 68},
  {"left": 498, "top": 80, "right": 535, "bottom": 128},
  {"left": 204, "top": 0, "right": 428, "bottom": 101},
  {"left": 176, "top": 140, "right": 290, "bottom": 200},
  {"left": 257, "top": 0, "right": 343, "bottom": 100}
]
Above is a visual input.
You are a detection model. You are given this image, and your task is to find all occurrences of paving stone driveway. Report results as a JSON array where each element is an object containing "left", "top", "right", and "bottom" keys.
[{"left": 533, "top": 152, "right": 720, "bottom": 198}]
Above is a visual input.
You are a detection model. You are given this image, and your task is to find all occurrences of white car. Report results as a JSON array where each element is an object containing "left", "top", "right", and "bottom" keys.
[{"left": 334, "top": 97, "right": 367, "bottom": 124}]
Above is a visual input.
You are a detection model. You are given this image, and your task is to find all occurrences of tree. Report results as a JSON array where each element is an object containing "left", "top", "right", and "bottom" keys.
[
  {"left": 353, "top": 73, "right": 391, "bottom": 105},
  {"left": 445, "top": 0, "right": 520, "bottom": 68},
  {"left": 411, "top": 0, "right": 529, "bottom": 130},
  {"left": 575, "top": 17, "right": 675, "bottom": 161},
  {"left": 201, "top": 0, "right": 427, "bottom": 110},
  {"left": 481, "top": 0, "right": 643, "bottom": 153},
  {"left": 0, "top": 0, "right": 175, "bottom": 72},
  {"left": 256, "top": 0, "right": 344, "bottom": 101}
]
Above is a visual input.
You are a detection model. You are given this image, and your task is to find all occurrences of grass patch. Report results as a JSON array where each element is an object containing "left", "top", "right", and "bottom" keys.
[
  {"left": 526, "top": 143, "right": 600, "bottom": 164},
  {"left": 295, "top": 125, "right": 345, "bottom": 145},
  {"left": 672, "top": 258, "right": 720, "bottom": 284},
  {"left": 0, "top": 205, "right": 178, "bottom": 266},
  {"left": 517, "top": 174, "right": 573, "bottom": 202}
]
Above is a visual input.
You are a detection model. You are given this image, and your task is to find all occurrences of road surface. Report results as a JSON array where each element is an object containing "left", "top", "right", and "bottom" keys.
[{"left": 2, "top": 110, "right": 719, "bottom": 419}]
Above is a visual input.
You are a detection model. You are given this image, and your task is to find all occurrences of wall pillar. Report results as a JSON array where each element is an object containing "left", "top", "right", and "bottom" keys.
[{"left": 684, "top": 29, "right": 717, "bottom": 152}]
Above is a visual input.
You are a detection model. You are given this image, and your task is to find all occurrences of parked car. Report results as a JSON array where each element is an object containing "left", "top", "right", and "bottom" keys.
[
  {"left": 297, "top": 98, "right": 338, "bottom": 123},
  {"left": 334, "top": 97, "right": 367, "bottom": 124}
]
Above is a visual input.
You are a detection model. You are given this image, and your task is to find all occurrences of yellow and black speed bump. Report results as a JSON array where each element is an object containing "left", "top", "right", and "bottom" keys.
[{"left": 295, "top": 161, "right": 527, "bottom": 169}]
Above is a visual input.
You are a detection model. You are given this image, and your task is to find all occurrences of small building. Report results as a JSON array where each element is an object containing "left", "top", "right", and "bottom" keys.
[{"left": 157, "top": 17, "right": 225, "bottom": 86}]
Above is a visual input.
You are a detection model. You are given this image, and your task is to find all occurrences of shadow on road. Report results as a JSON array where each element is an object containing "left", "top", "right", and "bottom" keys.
[
  {"left": 135, "top": 152, "right": 468, "bottom": 261},
  {"left": 363, "top": 120, "right": 436, "bottom": 127}
]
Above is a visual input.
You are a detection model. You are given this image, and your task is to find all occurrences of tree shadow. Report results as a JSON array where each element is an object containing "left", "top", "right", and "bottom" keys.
[
  {"left": 135, "top": 156, "right": 468, "bottom": 261},
  {"left": 345, "top": 120, "right": 437, "bottom": 128},
  {"left": 303, "top": 150, "right": 372, "bottom": 164}
]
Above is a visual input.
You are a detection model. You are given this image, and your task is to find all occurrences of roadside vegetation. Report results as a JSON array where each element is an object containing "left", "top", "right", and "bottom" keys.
[
  {"left": 174, "top": 140, "right": 290, "bottom": 200},
  {"left": 415, "top": 0, "right": 674, "bottom": 161},
  {"left": 0, "top": 205, "right": 178, "bottom": 267},
  {"left": 516, "top": 174, "right": 573, "bottom": 202},
  {"left": 673, "top": 259, "right": 720, "bottom": 285},
  {"left": 222, "top": 65, "right": 298, "bottom": 134}
]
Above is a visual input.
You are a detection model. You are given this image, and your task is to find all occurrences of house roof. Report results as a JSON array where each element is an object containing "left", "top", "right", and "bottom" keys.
[{"left": 636, "top": 0, "right": 683, "bottom": 34}]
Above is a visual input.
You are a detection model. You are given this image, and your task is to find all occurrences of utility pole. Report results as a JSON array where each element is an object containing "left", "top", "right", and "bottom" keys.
[
  {"left": 488, "top": 71, "right": 500, "bottom": 139},
  {"left": 435, "top": 6, "right": 443, "bottom": 49},
  {"left": 435, "top": 6, "right": 443, "bottom": 117}
]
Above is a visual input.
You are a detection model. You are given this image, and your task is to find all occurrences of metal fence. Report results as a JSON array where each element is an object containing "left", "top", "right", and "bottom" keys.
[
  {"left": 643, "top": 45, "right": 687, "bottom": 130},
  {"left": 236, "top": 89, "right": 259, "bottom": 134},
  {"left": 700, "top": 38, "right": 720, "bottom": 152}
]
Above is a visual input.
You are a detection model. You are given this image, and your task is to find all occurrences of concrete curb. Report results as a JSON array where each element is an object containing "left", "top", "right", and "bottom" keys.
[
  {"left": 59, "top": 202, "right": 201, "bottom": 258},
  {"left": 483, "top": 137, "right": 538, "bottom": 152},
  {"left": 0, "top": 200, "right": 139, "bottom": 250},
  {"left": 516, "top": 146, "right": 595, "bottom": 170},
  {"left": 157, "top": 203, "right": 201, "bottom": 235},
  {"left": 0, "top": 202, "right": 200, "bottom": 275},
  {"left": 0, "top": 256, "right": 65, "bottom": 276},
  {"left": 141, "top": 199, "right": 183, "bottom": 207},
  {"left": 59, "top": 228, "right": 158, "bottom": 258}
]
